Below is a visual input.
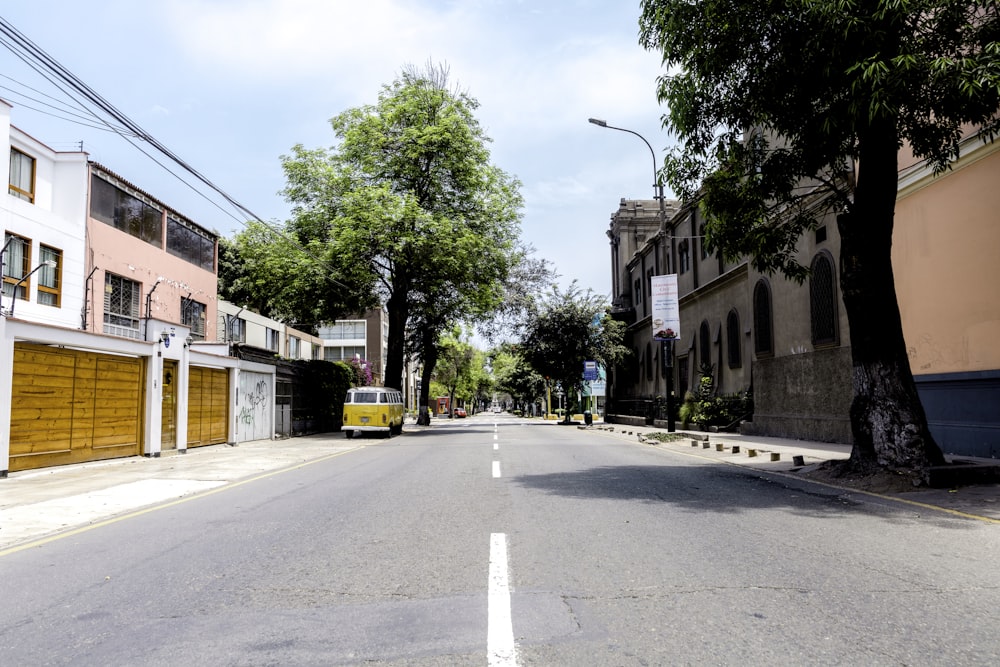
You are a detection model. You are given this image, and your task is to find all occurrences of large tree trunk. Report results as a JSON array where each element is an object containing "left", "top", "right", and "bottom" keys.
[
  {"left": 383, "top": 280, "right": 409, "bottom": 392},
  {"left": 837, "top": 120, "right": 945, "bottom": 476},
  {"left": 417, "top": 343, "right": 439, "bottom": 426}
]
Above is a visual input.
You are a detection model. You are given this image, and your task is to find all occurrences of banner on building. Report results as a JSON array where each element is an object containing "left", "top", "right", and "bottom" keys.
[{"left": 650, "top": 274, "right": 680, "bottom": 341}]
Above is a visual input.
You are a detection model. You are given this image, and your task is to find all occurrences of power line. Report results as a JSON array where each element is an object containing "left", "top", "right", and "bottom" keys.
[{"left": 0, "top": 16, "right": 350, "bottom": 292}]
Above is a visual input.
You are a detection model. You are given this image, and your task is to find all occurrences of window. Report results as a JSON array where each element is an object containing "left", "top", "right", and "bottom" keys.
[
  {"left": 677, "top": 355, "right": 690, "bottom": 398},
  {"left": 266, "top": 328, "right": 279, "bottom": 351},
  {"left": 288, "top": 336, "right": 301, "bottom": 358},
  {"left": 633, "top": 278, "right": 642, "bottom": 305},
  {"left": 324, "top": 345, "right": 365, "bottom": 362},
  {"left": 2, "top": 232, "right": 31, "bottom": 301},
  {"left": 104, "top": 273, "right": 141, "bottom": 339},
  {"left": 37, "top": 246, "right": 62, "bottom": 307},
  {"left": 700, "top": 224, "right": 709, "bottom": 260},
  {"left": 810, "top": 252, "right": 839, "bottom": 346},
  {"left": 699, "top": 320, "right": 711, "bottom": 370},
  {"left": 753, "top": 279, "right": 773, "bottom": 357},
  {"left": 228, "top": 317, "right": 246, "bottom": 343},
  {"left": 91, "top": 173, "right": 163, "bottom": 247},
  {"left": 320, "top": 321, "right": 366, "bottom": 340},
  {"left": 181, "top": 297, "right": 207, "bottom": 340},
  {"left": 9, "top": 149, "right": 35, "bottom": 203},
  {"left": 726, "top": 309, "right": 742, "bottom": 369},
  {"left": 646, "top": 268, "right": 655, "bottom": 299},
  {"left": 167, "top": 217, "right": 216, "bottom": 271},
  {"left": 678, "top": 240, "right": 690, "bottom": 273}
]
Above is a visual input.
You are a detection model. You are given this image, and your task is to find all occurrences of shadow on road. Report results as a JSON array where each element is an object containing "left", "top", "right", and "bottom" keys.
[{"left": 510, "top": 464, "right": 978, "bottom": 529}]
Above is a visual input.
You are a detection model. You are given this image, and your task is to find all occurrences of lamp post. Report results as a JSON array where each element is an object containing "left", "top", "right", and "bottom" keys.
[
  {"left": 588, "top": 117, "right": 675, "bottom": 432},
  {"left": 6, "top": 259, "right": 57, "bottom": 318}
]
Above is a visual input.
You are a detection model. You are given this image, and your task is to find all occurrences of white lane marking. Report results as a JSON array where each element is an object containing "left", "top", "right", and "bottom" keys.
[
  {"left": 488, "top": 533, "right": 518, "bottom": 666},
  {"left": 494, "top": 442, "right": 499, "bottom": 451},
  {"left": 494, "top": 433, "right": 498, "bottom": 440},
  {"left": 492, "top": 461, "right": 501, "bottom": 478}
]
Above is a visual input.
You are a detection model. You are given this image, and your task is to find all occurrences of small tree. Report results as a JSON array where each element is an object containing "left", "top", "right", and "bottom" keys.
[{"left": 521, "top": 283, "right": 627, "bottom": 423}]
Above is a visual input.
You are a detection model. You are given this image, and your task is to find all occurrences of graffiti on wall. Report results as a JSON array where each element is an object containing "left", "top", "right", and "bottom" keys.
[{"left": 237, "top": 372, "right": 273, "bottom": 442}]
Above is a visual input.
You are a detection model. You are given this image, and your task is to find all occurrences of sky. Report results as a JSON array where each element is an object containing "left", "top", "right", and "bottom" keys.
[{"left": 0, "top": 0, "right": 675, "bottom": 302}]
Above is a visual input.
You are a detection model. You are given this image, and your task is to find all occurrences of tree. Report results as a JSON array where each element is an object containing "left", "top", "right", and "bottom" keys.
[
  {"left": 492, "top": 346, "right": 546, "bottom": 414},
  {"left": 520, "top": 283, "right": 628, "bottom": 423},
  {"left": 281, "top": 62, "right": 523, "bottom": 391},
  {"left": 432, "top": 330, "right": 476, "bottom": 418},
  {"left": 639, "top": 1, "right": 1000, "bottom": 478},
  {"left": 217, "top": 221, "right": 368, "bottom": 330}
]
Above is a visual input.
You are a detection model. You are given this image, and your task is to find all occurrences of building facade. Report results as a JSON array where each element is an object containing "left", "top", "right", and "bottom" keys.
[
  {"left": 1, "top": 103, "right": 276, "bottom": 475},
  {"left": 605, "top": 132, "right": 1000, "bottom": 457}
]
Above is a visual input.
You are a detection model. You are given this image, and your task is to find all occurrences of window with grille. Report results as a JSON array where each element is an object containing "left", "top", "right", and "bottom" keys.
[
  {"left": 727, "top": 309, "right": 742, "bottom": 368},
  {"left": 753, "top": 280, "right": 773, "bottom": 356},
  {"left": 181, "top": 297, "right": 206, "bottom": 340},
  {"left": 2, "top": 232, "right": 31, "bottom": 301},
  {"left": 810, "top": 252, "right": 839, "bottom": 346},
  {"left": 9, "top": 149, "right": 35, "bottom": 203},
  {"left": 37, "top": 246, "right": 61, "bottom": 307},
  {"left": 103, "top": 273, "right": 141, "bottom": 339}
]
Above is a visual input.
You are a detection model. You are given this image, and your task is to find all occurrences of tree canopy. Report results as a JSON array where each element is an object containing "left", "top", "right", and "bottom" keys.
[
  {"left": 639, "top": 0, "right": 1000, "bottom": 477},
  {"left": 278, "top": 62, "right": 525, "bottom": 393}
]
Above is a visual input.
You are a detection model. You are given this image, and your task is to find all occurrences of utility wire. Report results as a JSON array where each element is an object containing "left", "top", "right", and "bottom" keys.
[{"left": 0, "top": 16, "right": 350, "bottom": 292}]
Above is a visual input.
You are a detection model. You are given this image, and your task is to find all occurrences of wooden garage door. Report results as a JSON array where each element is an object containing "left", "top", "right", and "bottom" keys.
[
  {"left": 187, "top": 366, "right": 228, "bottom": 447},
  {"left": 10, "top": 343, "right": 144, "bottom": 472}
]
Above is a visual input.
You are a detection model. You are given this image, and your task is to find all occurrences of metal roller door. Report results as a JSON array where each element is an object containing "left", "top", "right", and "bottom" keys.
[
  {"left": 187, "top": 366, "right": 229, "bottom": 447},
  {"left": 9, "top": 343, "right": 144, "bottom": 472}
]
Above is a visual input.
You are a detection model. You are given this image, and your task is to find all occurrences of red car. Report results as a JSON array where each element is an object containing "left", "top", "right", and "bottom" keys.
[{"left": 454, "top": 407, "right": 468, "bottom": 418}]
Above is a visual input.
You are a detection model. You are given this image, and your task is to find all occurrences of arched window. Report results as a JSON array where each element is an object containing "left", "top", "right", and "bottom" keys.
[
  {"left": 727, "top": 309, "right": 742, "bottom": 368},
  {"left": 699, "top": 320, "right": 711, "bottom": 371},
  {"left": 753, "top": 279, "right": 773, "bottom": 357},
  {"left": 810, "top": 251, "right": 839, "bottom": 346}
]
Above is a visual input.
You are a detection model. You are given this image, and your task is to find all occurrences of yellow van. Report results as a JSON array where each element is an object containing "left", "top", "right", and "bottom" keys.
[{"left": 343, "top": 387, "right": 404, "bottom": 438}]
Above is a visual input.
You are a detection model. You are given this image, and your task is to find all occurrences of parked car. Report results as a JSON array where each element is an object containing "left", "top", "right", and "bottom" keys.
[{"left": 454, "top": 407, "right": 468, "bottom": 418}]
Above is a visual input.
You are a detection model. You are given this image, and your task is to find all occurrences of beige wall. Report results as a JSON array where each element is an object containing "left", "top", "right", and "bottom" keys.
[{"left": 894, "top": 143, "right": 1000, "bottom": 375}]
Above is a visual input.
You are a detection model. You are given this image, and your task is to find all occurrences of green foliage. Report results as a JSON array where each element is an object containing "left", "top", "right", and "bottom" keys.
[
  {"left": 520, "top": 282, "right": 627, "bottom": 417},
  {"left": 279, "top": 62, "right": 526, "bottom": 391},
  {"left": 639, "top": 0, "right": 1000, "bottom": 277},
  {"left": 677, "top": 365, "right": 753, "bottom": 429},
  {"left": 491, "top": 345, "right": 546, "bottom": 407}
]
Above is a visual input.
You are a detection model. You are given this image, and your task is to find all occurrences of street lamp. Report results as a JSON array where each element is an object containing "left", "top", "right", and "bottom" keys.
[
  {"left": 6, "top": 259, "right": 57, "bottom": 318},
  {"left": 589, "top": 117, "right": 676, "bottom": 432}
]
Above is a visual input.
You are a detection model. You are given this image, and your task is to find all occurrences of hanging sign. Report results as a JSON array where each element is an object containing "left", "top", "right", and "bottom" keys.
[{"left": 650, "top": 274, "right": 681, "bottom": 341}]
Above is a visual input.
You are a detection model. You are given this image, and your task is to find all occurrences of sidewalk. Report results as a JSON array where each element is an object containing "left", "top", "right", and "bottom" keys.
[
  {"left": 583, "top": 421, "right": 1000, "bottom": 523},
  {"left": 0, "top": 433, "right": 356, "bottom": 552}
]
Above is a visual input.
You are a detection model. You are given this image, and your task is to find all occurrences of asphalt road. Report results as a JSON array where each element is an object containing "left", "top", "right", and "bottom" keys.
[{"left": 2, "top": 414, "right": 999, "bottom": 665}]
